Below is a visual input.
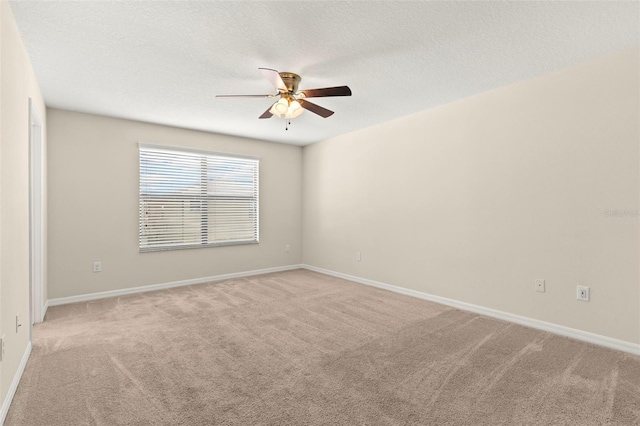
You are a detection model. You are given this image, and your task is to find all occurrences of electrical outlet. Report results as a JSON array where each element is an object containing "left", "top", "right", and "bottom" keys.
[
  {"left": 93, "top": 261, "right": 102, "bottom": 272},
  {"left": 535, "top": 279, "right": 545, "bottom": 293},
  {"left": 1, "top": 335, "right": 5, "bottom": 361},
  {"left": 356, "top": 252, "right": 361, "bottom": 261},
  {"left": 577, "top": 285, "right": 590, "bottom": 302},
  {"left": 285, "top": 244, "right": 290, "bottom": 253}
]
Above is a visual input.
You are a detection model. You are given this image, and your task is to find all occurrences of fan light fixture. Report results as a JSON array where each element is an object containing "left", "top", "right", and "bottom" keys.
[
  {"left": 216, "top": 68, "right": 352, "bottom": 131},
  {"left": 269, "top": 96, "right": 304, "bottom": 119}
]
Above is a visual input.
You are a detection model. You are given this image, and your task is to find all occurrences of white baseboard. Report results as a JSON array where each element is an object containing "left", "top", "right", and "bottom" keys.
[
  {"left": 0, "top": 341, "right": 32, "bottom": 425},
  {"left": 302, "top": 264, "right": 640, "bottom": 357},
  {"left": 43, "top": 263, "right": 640, "bottom": 356},
  {"left": 47, "top": 264, "right": 304, "bottom": 307}
]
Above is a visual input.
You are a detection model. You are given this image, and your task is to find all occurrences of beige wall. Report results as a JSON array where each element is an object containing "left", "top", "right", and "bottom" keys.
[
  {"left": 303, "top": 48, "right": 640, "bottom": 345},
  {"left": 46, "top": 109, "right": 302, "bottom": 299},
  {"left": 0, "top": 0, "right": 47, "bottom": 404}
]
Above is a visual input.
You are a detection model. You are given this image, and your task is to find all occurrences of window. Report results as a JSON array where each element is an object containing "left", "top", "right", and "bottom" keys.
[{"left": 139, "top": 144, "right": 259, "bottom": 252}]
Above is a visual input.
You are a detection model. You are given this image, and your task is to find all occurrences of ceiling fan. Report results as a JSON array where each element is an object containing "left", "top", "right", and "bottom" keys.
[{"left": 216, "top": 68, "right": 352, "bottom": 127}]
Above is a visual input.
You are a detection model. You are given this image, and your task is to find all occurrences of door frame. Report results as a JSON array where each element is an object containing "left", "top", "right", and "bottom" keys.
[{"left": 29, "top": 98, "right": 45, "bottom": 330}]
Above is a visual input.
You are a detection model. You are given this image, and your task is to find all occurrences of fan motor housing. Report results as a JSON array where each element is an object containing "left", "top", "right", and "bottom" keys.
[{"left": 279, "top": 72, "right": 301, "bottom": 93}]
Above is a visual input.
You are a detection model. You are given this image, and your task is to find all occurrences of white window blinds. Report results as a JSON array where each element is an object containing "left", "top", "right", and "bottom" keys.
[{"left": 139, "top": 144, "right": 259, "bottom": 252}]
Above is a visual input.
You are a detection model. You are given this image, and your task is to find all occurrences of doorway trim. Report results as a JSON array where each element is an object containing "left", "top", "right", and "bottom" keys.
[{"left": 29, "top": 98, "right": 45, "bottom": 330}]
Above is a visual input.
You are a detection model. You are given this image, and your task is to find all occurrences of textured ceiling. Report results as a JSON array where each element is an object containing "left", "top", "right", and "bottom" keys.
[{"left": 9, "top": 1, "right": 640, "bottom": 146}]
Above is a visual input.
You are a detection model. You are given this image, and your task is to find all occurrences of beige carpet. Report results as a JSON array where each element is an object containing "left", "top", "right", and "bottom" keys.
[{"left": 6, "top": 269, "right": 640, "bottom": 425}]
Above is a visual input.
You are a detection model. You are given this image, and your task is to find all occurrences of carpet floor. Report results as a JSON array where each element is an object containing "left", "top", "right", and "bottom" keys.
[{"left": 6, "top": 269, "right": 640, "bottom": 425}]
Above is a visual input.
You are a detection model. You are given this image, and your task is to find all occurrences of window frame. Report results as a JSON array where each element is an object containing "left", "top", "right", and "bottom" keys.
[{"left": 138, "top": 143, "right": 260, "bottom": 252}]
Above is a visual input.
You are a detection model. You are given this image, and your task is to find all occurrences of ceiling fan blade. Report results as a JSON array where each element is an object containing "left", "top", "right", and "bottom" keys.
[
  {"left": 259, "top": 68, "right": 287, "bottom": 92},
  {"left": 216, "top": 94, "right": 274, "bottom": 98},
  {"left": 298, "top": 86, "right": 352, "bottom": 98},
  {"left": 259, "top": 105, "right": 273, "bottom": 119},
  {"left": 299, "top": 99, "right": 334, "bottom": 118}
]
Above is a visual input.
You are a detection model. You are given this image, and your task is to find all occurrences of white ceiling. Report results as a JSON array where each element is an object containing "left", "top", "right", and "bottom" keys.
[{"left": 9, "top": 1, "right": 640, "bottom": 146}]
